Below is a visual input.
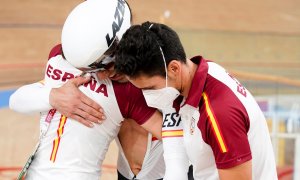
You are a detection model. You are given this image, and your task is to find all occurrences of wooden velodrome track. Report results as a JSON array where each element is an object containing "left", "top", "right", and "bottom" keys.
[{"left": 0, "top": 0, "right": 299, "bottom": 179}]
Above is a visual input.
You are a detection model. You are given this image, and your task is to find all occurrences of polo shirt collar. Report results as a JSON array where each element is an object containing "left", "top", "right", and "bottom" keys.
[
  {"left": 183, "top": 56, "right": 208, "bottom": 108},
  {"left": 173, "top": 56, "right": 208, "bottom": 111}
]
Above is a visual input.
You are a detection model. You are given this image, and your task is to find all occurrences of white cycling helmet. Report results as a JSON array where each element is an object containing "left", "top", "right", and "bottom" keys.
[{"left": 61, "top": 0, "right": 131, "bottom": 68}]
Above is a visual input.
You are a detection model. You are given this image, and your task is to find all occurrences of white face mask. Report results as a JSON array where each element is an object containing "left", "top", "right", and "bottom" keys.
[
  {"left": 142, "top": 44, "right": 181, "bottom": 110},
  {"left": 142, "top": 87, "right": 180, "bottom": 110}
]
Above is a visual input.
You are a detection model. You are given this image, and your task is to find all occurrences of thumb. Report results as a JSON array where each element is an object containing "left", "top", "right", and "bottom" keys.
[{"left": 72, "top": 75, "right": 91, "bottom": 87}]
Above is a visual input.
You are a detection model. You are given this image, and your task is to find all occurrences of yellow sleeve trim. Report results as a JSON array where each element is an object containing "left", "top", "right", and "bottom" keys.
[
  {"left": 162, "top": 130, "right": 183, "bottom": 138},
  {"left": 203, "top": 92, "right": 228, "bottom": 153}
]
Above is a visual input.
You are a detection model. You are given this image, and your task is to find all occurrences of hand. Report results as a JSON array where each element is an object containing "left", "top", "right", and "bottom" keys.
[{"left": 49, "top": 76, "right": 105, "bottom": 127}]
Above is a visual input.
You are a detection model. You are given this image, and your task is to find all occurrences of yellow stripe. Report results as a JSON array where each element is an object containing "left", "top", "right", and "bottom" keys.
[
  {"left": 202, "top": 92, "right": 227, "bottom": 153},
  {"left": 162, "top": 130, "right": 183, "bottom": 137},
  {"left": 58, "top": 116, "right": 67, "bottom": 135},
  {"left": 50, "top": 115, "right": 67, "bottom": 162},
  {"left": 50, "top": 139, "right": 59, "bottom": 162}
]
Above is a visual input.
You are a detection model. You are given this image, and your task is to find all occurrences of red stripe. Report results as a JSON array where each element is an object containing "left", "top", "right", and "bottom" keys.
[
  {"left": 50, "top": 115, "right": 67, "bottom": 162},
  {"left": 61, "top": 120, "right": 65, "bottom": 134},
  {"left": 50, "top": 140, "right": 56, "bottom": 161},
  {"left": 278, "top": 167, "right": 293, "bottom": 179},
  {"left": 152, "top": 137, "right": 158, "bottom": 141},
  {"left": 162, "top": 129, "right": 183, "bottom": 132},
  {"left": 52, "top": 138, "right": 61, "bottom": 162},
  {"left": 56, "top": 115, "right": 63, "bottom": 135}
]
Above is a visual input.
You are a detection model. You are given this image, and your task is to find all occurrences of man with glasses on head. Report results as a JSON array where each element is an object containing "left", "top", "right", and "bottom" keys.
[
  {"left": 9, "top": 1, "right": 167, "bottom": 179},
  {"left": 114, "top": 21, "right": 278, "bottom": 180}
]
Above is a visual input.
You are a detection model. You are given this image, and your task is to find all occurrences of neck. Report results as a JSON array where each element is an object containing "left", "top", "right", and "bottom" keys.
[{"left": 180, "top": 59, "right": 197, "bottom": 98}]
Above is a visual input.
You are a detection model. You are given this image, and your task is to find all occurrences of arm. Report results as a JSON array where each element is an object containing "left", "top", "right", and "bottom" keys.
[
  {"left": 114, "top": 82, "right": 190, "bottom": 179},
  {"left": 160, "top": 109, "right": 189, "bottom": 180},
  {"left": 218, "top": 160, "right": 252, "bottom": 180},
  {"left": 9, "top": 76, "right": 105, "bottom": 127},
  {"left": 9, "top": 44, "right": 61, "bottom": 114},
  {"left": 136, "top": 107, "right": 189, "bottom": 179},
  {"left": 140, "top": 110, "right": 189, "bottom": 180},
  {"left": 201, "top": 91, "right": 252, "bottom": 179},
  {"left": 9, "top": 82, "right": 52, "bottom": 114},
  {"left": 140, "top": 110, "right": 162, "bottom": 140},
  {"left": 49, "top": 76, "right": 105, "bottom": 127},
  {"left": 10, "top": 44, "right": 105, "bottom": 126},
  {"left": 114, "top": 81, "right": 162, "bottom": 139}
]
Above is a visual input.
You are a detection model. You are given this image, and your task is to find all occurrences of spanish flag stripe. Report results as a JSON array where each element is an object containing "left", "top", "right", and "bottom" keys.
[
  {"left": 50, "top": 116, "right": 63, "bottom": 162},
  {"left": 50, "top": 139, "right": 59, "bottom": 161},
  {"left": 52, "top": 138, "right": 61, "bottom": 161},
  {"left": 50, "top": 115, "right": 67, "bottom": 162},
  {"left": 162, "top": 129, "right": 183, "bottom": 132},
  {"left": 162, "top": 130, "right": 183, "bottom": 138},
  {"left": 162, "top": 135, "right": 184, "bottom": 138},
  {"left": 50, "top": 140, "right": 57, "bottom": 161},
  {"left": 202, "top": 92, "right": 228, "bottom": 153}
]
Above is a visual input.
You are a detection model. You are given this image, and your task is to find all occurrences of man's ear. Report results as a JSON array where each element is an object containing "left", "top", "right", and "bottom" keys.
[{"left": 167, "top": 60, "right": 181, "bottom": 79}]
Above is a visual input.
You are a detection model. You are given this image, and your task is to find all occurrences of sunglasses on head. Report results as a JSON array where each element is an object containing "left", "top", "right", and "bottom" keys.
[{"left": 85, "top": 61, "right": 115, "bottom": 73}]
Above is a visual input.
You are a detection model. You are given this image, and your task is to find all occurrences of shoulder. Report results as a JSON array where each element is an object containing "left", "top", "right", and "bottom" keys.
[
  {"left": 200, "top": 76, "right": 250, "bottom": 137},
  {"left": 198, "top": 76, "right": 251, "bottom": 169},
  {"left": 112, "top": 81, "right": 133, "bottom": 117},
  {"left": 113, "top": 81, "right": 141, "bottom": 97},
  {"left": 203, "top": 62, "right": 249, "bottom": 123},
  {"left": 48, "top": 44, "right": 63, "bottom": 60}
]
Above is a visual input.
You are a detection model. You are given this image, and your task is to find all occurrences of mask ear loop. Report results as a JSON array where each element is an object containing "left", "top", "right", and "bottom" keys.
[
  {"left": 147, "top": 23, "right": 168, "bottom": 87},
  {"left": 159, "top": 46, "right": 168, "bottom": 87}
]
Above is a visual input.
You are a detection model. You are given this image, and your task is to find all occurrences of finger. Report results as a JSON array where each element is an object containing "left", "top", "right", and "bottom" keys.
[
  {"left": 71, "top": 76, "right": 91, "bottom": 87},
  {"left": 74, "top": 106, "right": 104, "bottom": 124},
  {"left": 79, "top": 93, "right": 103, "bottom": 113},
  {"left": 69, "top": 114, "right": 94, "bottom": 128},
  {"left": 78, "top": 103, "right": 106, "bottom": 122}
]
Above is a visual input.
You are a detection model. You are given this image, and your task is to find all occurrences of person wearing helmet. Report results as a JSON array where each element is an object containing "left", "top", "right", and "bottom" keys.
[{"left": 10, "top": 0, "right": 169, "bottom": 179}]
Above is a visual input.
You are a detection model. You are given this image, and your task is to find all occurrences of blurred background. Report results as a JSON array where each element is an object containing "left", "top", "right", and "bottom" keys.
[{"left": 0, "top": 0, "right": 299, "bottom": 179}]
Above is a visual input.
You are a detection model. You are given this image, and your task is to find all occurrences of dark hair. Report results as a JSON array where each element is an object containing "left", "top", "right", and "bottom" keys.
[{"left": 115, "top": 21, "right": 186, "bottom": 78}]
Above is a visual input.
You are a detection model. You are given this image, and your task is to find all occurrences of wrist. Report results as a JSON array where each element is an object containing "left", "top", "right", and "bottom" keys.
[{"left": 49, "top": 88, "right": 56, "bottom": 108}]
